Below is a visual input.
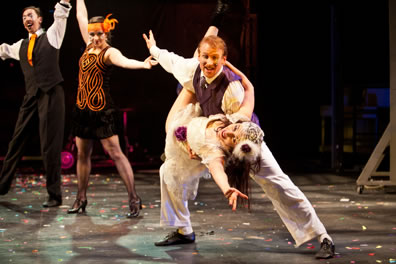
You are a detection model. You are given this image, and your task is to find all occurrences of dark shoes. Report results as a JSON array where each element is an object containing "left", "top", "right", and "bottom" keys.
[
  {"left": 67, "top": 199, "right": 88, "bottom": 214},
  {"left": 126, "top": 197, "right": 142, "bottom": 218},
  {"left": 315, "top": 238, "right": 335, "bottom": 259},
  {"left": 42, "top": 198, "right": 62, "bottom": 208},
  {"left": 0, "top": 183, "right": 10, "bottom": 195},
  {"left": 155, "top": 230, "right": 195, "bottom": 246},
  {"left": 210, "top": 0, "right": 232, "bottom": 28},
  {"left": 213, "top": 0, "right": 231, "bottom": 15}
]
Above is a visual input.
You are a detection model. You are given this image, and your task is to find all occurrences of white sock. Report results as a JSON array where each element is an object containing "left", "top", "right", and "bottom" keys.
[
  {"left": 178, "top": 226, "right": 193, "bottom": 235},
  {"left": 319, "top": 233, "right": 333, "bottom": 244}
]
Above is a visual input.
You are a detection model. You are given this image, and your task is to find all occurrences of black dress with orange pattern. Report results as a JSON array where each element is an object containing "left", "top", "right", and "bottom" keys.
[{"left": 71, "top": 44, "right": 122, "bottom": 139}]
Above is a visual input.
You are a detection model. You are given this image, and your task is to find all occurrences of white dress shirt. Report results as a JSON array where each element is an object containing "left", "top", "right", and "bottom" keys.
[
  {"left": 150, "top": 45, "right": 244, "bottom": 115},
  {"left": 0, "top": 1, "right": 71, "bottom": 61}
]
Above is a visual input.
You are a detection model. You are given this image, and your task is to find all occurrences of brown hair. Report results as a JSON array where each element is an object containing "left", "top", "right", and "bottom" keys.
[
  {"left": 89, "top": 16, "right": 105, "bottom": 24},
  {"left": 22, "top": 6, "right": 42, "bottom": 18},
  {"left": 198, "top": 35, "right": 228, "bottom": 57},
  {"left": 88, "top": 16, "right": 113, "bottom": 44},
  {"left": 225, "top": 155, "right": 261, "bottom": 211}
]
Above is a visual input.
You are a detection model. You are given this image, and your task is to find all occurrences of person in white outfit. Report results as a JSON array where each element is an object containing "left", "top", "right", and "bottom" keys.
[
  {"left": 156, "top": 102, "right": 263, "bottom": 247},
  {"left": 143, "top": 23, "right": 335, "bottom": 258}
]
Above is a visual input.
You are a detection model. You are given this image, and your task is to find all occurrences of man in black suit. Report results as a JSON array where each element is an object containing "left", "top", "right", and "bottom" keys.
[{"left": 0, "top": 0, "right": 72, "bottom": 207}]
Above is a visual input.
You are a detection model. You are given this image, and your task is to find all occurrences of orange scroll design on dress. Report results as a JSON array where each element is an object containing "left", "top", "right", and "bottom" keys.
[{"left": 77, "top": 52, "right": 107, "bottom": 111}]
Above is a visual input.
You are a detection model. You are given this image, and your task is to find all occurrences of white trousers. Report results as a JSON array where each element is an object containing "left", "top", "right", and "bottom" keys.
[
  {"left": 159, "top": 142, "right": 327, "bottom": 247},
  {"left": 251, "top": 143, "right": 327, "bottom": 246},
  {"left": 160, "top": 162, "right": 195, "bottom": 227}
]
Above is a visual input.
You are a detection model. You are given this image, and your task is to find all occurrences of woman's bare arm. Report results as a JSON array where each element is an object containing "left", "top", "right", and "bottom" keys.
[{"left": 208, "top": 157, "right": 248, "bottom": 211}]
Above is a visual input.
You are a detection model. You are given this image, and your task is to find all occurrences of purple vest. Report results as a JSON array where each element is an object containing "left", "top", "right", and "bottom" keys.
[{"left": 193, "top": 66, "right": 241, "bottom": 117}]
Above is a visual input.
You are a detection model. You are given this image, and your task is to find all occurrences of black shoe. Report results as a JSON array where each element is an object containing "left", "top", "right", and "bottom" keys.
[
  {"left": 67, "top": 199, "right": 87, "bottom": 214},
  {"left": 0, "top": 188, "right": 9, "bottom": 195},
  {"left": 42, "top": 198, "right": 62, "bottom": 208},
  {"left": 210, "top": 0, "right": 232, "bottom": 28},
  {"left": 155, "top": 230, "right": 195, "bottom": 246},
  {"left": 315, "top": 238, "right": 335, "bottom": 259},
  {"left": 126, "top": 197, "right": 142, "bottom": 218},
  {"left": 213, "top": 0, "right": 231, "bottom": 15}
]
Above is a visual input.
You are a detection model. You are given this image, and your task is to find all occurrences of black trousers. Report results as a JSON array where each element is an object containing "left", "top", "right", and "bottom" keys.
[{"left": 0, "top": 85, "right": 65, "bottom": 200}]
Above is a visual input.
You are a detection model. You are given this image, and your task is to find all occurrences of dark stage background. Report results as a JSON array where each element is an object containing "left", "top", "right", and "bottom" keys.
[{"left": 0, "top": 0, "right": 390, "bottom": 171}]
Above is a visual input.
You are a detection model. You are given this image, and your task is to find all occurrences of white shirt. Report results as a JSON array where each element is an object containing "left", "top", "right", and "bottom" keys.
[
  {"left": 150, "top": 45, "right": 244, "bottom": 115},
  {"left": 0, "top": 1, "right": 71, "bottom": 61}
]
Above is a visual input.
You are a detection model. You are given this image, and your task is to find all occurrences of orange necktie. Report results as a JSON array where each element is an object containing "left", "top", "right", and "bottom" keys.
[{"left": 27, "top": 33, "right": 37, "bottom": 66}]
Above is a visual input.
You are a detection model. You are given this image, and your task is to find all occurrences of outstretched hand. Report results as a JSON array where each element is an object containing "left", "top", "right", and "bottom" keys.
[
  {"left": 143, "top": 55, "right": 158, "bottom": 69},
  {"left": 224, "top": 188, "right": 248, "bottom": 211},
  {"left": 142, "top": 30, "right": 156, "bottom": 50}
]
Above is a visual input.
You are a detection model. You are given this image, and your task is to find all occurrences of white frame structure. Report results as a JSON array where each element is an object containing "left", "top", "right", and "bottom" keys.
[{"left": 356, "top": 0, "right": 396, "bottom": 193}]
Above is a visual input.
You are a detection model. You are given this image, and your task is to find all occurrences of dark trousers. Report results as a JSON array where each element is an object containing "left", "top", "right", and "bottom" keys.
[{"left": 0, "top": 85, "right": 65, "bottom": 200}]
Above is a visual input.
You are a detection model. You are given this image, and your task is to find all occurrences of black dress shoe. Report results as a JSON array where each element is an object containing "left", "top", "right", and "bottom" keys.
[
  {"left": 155, "top": 231, "right": 195, "bottom": 246},
  {"left": 213, "top": 0, "right": 231, "bottom": 15},
  {"left": 0, "top": 183, "right": 11, "bottom": 195},
  {"left": 210, "top": 0, "right": 232, "bottom": 28},
  {"left": 42, "top": 198, "right": 62, "bottom": 208},
  {"left": 315, "top": 238, "right": 335, "bottom": 259}
]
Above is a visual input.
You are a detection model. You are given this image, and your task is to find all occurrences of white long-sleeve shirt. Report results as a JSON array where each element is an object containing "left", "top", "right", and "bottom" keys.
[
  {"left": 150, "top": 45, "right": 244, "bottom": 115},
  {"left": 0, "top": 1, "right": 71, "bottom": 61}
]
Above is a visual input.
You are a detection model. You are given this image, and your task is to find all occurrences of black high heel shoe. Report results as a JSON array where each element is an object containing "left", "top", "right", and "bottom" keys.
[
  {"left": 126, "top": 197, "right": 142, "bottom": 218},
  {"left": 67, "top": 199, "right": 87, "bottom": 214}
]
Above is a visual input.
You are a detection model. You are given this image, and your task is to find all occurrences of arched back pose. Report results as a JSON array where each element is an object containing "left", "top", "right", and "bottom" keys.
[
  {"left": 67, "top": 0, "right": 157, "bottom": 217},
  {"left": 157, "top": 102, "right": 263, "bottom": 247},
  {"left": 143, "top": 2, "right": 335, "bottom": 256}
]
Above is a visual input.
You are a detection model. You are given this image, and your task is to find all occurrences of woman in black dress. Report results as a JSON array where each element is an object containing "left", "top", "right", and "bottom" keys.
[{"left": 68, "top": 0, "right": 157, "bottom": 217}]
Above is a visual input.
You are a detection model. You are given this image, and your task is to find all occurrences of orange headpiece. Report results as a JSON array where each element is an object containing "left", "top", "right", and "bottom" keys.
[{"left": 88, "top": 14, "right": 118, "bottom": 33}]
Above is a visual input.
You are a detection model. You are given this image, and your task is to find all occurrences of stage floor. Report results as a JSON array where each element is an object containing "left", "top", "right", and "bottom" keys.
[{"left": 0, "top": 167, "right": 395, "bottom": 264}]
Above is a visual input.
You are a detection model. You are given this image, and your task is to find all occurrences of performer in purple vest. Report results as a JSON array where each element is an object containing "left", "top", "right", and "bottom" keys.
[
  {"left": 0, "top": 1, "right": 72, "bottom": 207},
  {"left": 142, "top": 0, "right": 335, "bottom": 259}
]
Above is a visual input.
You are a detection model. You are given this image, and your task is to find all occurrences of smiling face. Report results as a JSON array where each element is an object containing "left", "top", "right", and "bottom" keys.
[
  {"left": 88, "top": 16, "right": 112, "bottom": 49},
  {"left": 214, "top": 121, "right": 264, "bottom": 153},
  {"left": 216, "top": 123, "right": 243, "bottom": 151},
  {"left": 88, "top": 29, "right": 108, "bottom": 48},
  {"left": 22, "top": 8, "right": 42, "bottom": 34},
  {"left": 198, "top": 36, "right": 227, "bottom": 79}
]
